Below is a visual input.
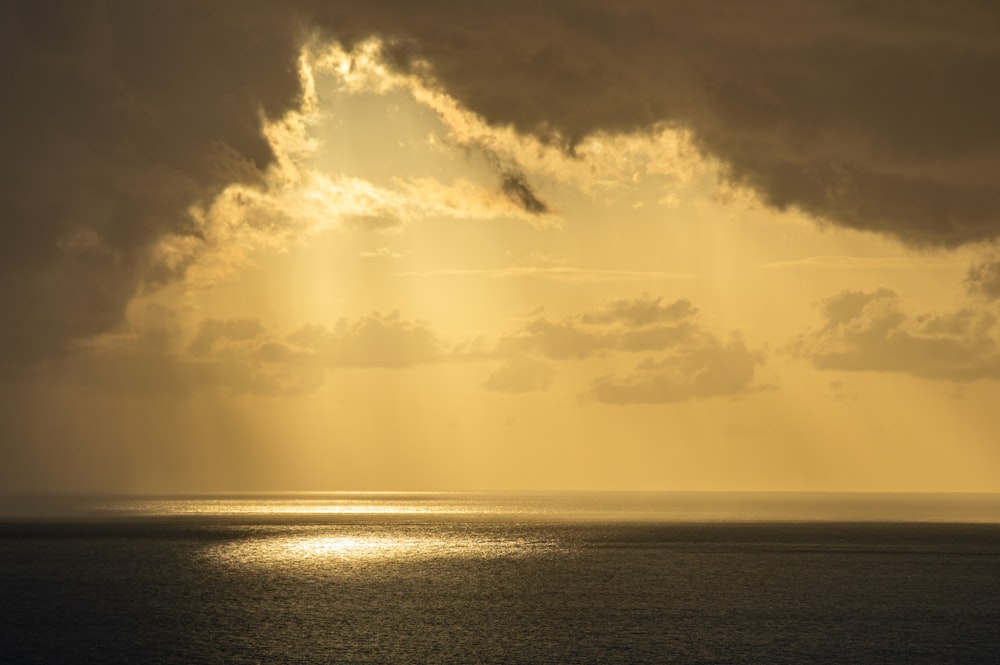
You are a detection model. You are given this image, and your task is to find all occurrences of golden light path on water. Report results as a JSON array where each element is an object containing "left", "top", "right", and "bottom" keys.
[
  {"left": 8, "top": 492, "right": 1000, "bottom": 568},
  {"left": 204, "top": 529, "right": 553, "bottom": 567},
  {"left": 147, "top": 493, "right": 999, "bottom": 569},
  {"left": 128, "top": 494, "right": 568, "bottom": 568}
]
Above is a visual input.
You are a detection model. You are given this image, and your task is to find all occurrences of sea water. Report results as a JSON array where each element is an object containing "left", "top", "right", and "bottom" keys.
[{"left": 2, "top": 493, "right": 999, "bottom": 664}]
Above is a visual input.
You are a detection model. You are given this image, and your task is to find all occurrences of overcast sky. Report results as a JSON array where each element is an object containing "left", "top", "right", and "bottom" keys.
[{"left": 3, "top": 1, "right": 1000, "bottom": 493}]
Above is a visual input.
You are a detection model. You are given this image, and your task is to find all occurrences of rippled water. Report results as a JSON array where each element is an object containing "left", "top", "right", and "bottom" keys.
[{"left": 2, "top": 493, "right": 999, "bottom": 663}]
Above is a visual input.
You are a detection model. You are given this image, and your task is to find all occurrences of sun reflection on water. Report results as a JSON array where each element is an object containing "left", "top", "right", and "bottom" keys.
[
  {"left": 277, "top": 535, "right": 435, "bottom": 559},
  {"left": 205, "top": 527, "right": 554, "bottom": 568}
]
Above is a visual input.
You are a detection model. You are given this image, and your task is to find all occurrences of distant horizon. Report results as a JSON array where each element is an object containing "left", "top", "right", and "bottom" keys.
[
  {"left": 5, "top": 489, "right": 1000, "bottom": 497},
  {"left": 4, "top": 491, "right": 1000, "bottom": 524}
]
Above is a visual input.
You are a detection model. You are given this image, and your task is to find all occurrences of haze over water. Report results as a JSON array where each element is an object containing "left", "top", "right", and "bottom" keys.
[
  {"left": 4, "top": 491, "right": 1000, "bottom": 522},
  {"left": 3, "top": 492, "right": 999, "bottom": 664}
]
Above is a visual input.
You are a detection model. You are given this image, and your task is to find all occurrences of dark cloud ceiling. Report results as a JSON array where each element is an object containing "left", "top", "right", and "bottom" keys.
[
  {"left": 4, "top": 0, "right": 1000, "bottom": 369},
  {"left": 0, "top": 1, "right": 304, "bottom": 370}
]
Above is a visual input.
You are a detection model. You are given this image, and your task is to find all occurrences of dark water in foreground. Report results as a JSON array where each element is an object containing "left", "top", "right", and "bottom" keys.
[{"left": 1, "top": 494, "right": 999, "bottom": 664}]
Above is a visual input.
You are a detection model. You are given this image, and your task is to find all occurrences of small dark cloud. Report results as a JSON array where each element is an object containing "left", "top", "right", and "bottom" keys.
[
  {"left": 470, "top": 140, "right": 551, "bottom": 216},
  {"left": 819, "top": 288, "right": 898, "bottom": 327},
  {"left": 965, "top": 256, "right": 1000, "bottom": 302},
  {"left": 500, "top": 170, "right": 549, "bottom": 215}
]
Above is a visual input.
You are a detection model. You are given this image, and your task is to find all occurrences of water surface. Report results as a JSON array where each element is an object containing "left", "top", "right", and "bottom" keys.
[{"left": 2, "top": 493, "right": 998, "bottom": 663}]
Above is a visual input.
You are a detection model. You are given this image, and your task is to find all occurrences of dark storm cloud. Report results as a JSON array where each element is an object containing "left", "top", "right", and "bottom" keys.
[
  {"left": 7, "top": 0, "right": 1000, "bottom": 371},
  {"left": 0, "top": 1, "right": 305, "bottom": 370},
  {"left": 326, "top": 1, "right": 1000, "bottom": 247}
]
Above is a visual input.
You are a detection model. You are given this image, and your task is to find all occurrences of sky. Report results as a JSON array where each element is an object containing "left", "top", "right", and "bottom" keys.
[{"left": 2, "top": 1, "right": 1000, "bottom": 493}]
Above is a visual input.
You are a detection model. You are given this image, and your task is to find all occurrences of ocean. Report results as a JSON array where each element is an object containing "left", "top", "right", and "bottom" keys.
[{"left": 1, "top": 493, "right": 999, "bottom": 664}]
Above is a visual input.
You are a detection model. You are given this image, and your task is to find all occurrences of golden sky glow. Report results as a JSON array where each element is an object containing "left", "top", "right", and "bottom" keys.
[{"left": 4, "top": 10, "right": 1000, "bottom": 494}]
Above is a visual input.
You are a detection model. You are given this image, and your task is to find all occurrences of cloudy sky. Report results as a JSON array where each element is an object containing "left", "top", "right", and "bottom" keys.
[{"left": 3, "top": 1, "right": 1000, "bottom": 493}]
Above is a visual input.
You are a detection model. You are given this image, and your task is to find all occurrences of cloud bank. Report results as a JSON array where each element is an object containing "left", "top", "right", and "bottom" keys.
[
  {"left": 591, "top": 332, "right": 761, "bottom": 404},
  {"left": 794, "top": 288, "right": 1000, "bottom": 381},
  {"left": 66, "top": 310, "right": 447, "bottom": 397},
  {"left": 6, "top": 1, "right": 1000, "bottom": 370},
  {"left": 492, "top": 295, "right": 764, "bottom": 403}
]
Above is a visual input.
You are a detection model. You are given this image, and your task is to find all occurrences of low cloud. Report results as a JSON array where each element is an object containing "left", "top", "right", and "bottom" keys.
[
  {"left": 491, "top": 294, "right": 764, "bottom": 402},
  {"left": 484, "top": 354, "right": 554, "bottom": 393},
  {"left": 498, "top": 318, "right": 616, "bottom": 360},
  {"left": 189, "top": 319, "right": 266, "bottom": 355},
  {"left": 62, "top": 310, "right": 449, "bottom": 398},
  {"left": 497, "top": 295, "right": 700, "bottom": 360},
  {"left": 581, "top": 295, "right": 697, "bottom": 326},
  {"left": 55, "top": 296, "right": 764, "bottom": 404},
  {"left": 284, "top": 312, "right": 445, "bottom": 369},
  {"left": 794, "top": 288, "right": 1000, "bottom": 381},
  {"left": 591, "top": 332, "right": 761, "bottom": 404}
]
